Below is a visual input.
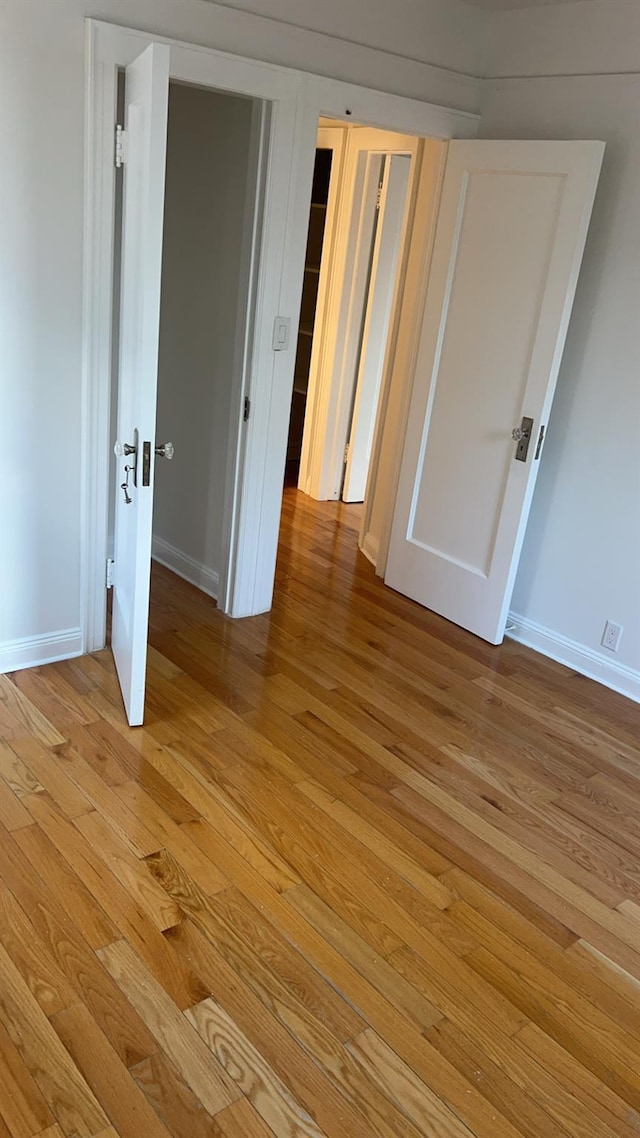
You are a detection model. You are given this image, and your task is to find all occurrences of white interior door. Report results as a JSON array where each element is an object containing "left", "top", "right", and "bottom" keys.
[
  {"left": 343, "top": 153, "right": 411, "bottom": 502},
  {"left": 111, "top": 43, "right": 170, "bottom": 725},
  {"left": 385, "top": 139, "right": 604, "bottom": 644}
]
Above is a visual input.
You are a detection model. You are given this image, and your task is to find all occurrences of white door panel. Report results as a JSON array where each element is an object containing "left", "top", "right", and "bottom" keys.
[
  {"left": 111, "top": 43, "right": 170, "bottom": 725},
  {"left": 386, "top": 139, "right": 604, "bottom": 644}
]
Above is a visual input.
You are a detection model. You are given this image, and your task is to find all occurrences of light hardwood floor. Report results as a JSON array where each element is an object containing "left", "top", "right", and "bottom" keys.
[{"left": 1, "top": 487, "right": 639, "bottom": 1138}]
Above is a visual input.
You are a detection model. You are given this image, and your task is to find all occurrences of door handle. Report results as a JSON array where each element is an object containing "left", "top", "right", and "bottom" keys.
[
  {"left": 511, "top": 417, "right": 534, "bottom": 462},
  {"left": 155, "top": 442, "right": 174, "bottom": 460},
  {"left": 114, "top": 440, "right": 136, "bottom": 458},
  {"left": 114, "top": 429, "right": 139, "bottom": 485}
]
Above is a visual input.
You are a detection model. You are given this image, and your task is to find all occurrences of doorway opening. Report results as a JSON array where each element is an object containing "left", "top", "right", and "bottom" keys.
[
  {"left": 282, "top": 119, "right": 425, "bottom": 574},
  {"left": 109, "top": 76, "right": 266, "bottom": 636}
]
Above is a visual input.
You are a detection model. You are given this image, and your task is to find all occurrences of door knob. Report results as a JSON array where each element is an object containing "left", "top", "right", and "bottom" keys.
[
  {"left": 512, "top": 416, "right": 534, "bottom": 462},
  {"left": 114, "top": 440, "right": 136, "bottom": 458},
  {"left": 155, "top": 442, "right": 174, "bottom": 460}
]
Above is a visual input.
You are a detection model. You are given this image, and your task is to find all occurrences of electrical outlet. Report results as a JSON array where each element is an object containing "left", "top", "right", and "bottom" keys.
[{"left": 601, "top": 621, "right": 623, "bottom": 652}]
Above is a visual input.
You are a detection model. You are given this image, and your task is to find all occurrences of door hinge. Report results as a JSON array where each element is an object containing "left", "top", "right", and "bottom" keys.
[
  {"left": 115, "top": 124, "right": 128, "bottom": 168},
  {"left": 243, "top": 396, "right": 251, "bottom": 422},
  {"left": 106, "top": 558, "right": 115, "bottom": 589},
  {"left": 344, "top": 442, "right": 350, "bottom": 464}
]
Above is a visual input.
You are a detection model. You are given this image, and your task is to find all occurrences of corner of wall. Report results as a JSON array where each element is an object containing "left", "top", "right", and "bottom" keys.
[{"left": 152, "top": 537, "right": 219, "bottom": 601}]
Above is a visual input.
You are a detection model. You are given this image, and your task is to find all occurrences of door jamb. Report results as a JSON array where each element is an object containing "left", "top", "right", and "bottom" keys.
[
  {"left": 300, "top": 128, "right": 420, "bottom": 504},
  {"left": 82, "top": 18, "right": 479, "bottom": 653}
]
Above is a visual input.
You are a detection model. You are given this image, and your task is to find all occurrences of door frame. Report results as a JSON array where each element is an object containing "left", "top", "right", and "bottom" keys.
[
  {"left": 300, "top": 128, "right": 419, "bottom": 504},
  {"left": 343, "top": 150, "right": 414, "bottom": 504},
  {"left": 297, "top": 124, "right": 348, "bottom": 498},
  {"left": 82, "top": 18, "right": 479, "bottom": 652}
]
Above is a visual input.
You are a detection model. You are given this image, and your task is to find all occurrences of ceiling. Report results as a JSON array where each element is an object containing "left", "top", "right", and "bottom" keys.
[{"left": 460, "top": 0, "right": 588, "bottom": 9}]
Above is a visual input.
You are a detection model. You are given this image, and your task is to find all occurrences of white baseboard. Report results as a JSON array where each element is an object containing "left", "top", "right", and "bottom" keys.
[
  {"left": 0, "top": 627, "right": 83, "bottom": 674},
  {"left": 360, "top": 532, "right": 379, "bottom": 568},
  {"left": 152, "top": 536, "right": 219, "bottom": 600},
  {"left": 506, "top": 611, "right": 640, "bottom": 704}
]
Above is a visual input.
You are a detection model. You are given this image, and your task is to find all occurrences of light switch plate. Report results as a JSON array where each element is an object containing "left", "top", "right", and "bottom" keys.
[{"left": 272, "top": 316, "right": 291, "bottom": 351}]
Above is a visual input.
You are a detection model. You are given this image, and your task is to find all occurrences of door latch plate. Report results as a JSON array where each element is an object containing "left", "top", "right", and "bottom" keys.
[{"left": 142, "top": 441, "right": 151, "bottom": 486}]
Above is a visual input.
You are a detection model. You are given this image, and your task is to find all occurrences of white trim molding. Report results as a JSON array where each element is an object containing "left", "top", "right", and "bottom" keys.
[
  {"left": 152, "top": 537, "right": 219, "bottom": 600},
  {"left": 360, "top": 532, "right": 380, "bottom": 568},
  {"left": 0, "top": 629, "right": 83, "bottom": 675},
  {"left": 506, "top": 611, "right": 640, "bottom": 704}
]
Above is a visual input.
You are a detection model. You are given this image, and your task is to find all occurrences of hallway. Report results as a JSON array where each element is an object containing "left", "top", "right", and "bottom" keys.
[{"left": 1, "top": 487, "right": 639, "bottom": 1138}]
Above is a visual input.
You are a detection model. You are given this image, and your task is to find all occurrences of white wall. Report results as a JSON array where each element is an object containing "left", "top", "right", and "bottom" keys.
[
  {"left": 485, "top": 0, "right": 640, "bottom": 80},
  {"left": 0, "top": 0, "right": 483, "bottom": 671},
  {"left": 151, "top": 82, "right": 255, "bottom": 596},
  {"left": 481, "top": 0, "right": 640, "bottom": 697}
]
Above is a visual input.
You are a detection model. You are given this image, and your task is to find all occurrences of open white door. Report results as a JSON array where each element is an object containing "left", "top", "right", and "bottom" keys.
[
  {"left": 343, "top": 153, "right": 412, "bottom": 503},
  {"left": 111, "top": 44, "right": 170, "bottom": 725},
  {"left": 386, "top": 140, "right": 604, "bottom": 644}
]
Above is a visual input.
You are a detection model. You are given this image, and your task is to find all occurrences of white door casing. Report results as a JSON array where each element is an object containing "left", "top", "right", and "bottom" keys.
[
  {"left": 385, "top": 139, "right": 604, "bottom": 644},
  {"left": 299, "top": 127, "right": 419, "bottom": 502},
  {"left": 298, "top": 125, "right": 348, "bottom": 497},
  {"left": 111, "top": 43, "right": 170, "bottom": 725},
  {"left": 343, "top": 153, "right": 412, "bottom": 503}
]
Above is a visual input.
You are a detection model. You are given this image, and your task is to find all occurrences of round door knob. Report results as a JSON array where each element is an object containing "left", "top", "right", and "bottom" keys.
[
  {"left": 155, "top": 441, "right": 174, "bottom": 460},
  {"left": 114, "top": 440, "right": 136, "bottom": 458},
  {"left": 511, "top": 427, "right": 525, "bottom": 442}
]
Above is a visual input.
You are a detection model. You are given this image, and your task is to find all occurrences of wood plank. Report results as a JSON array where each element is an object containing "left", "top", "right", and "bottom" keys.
[
  {"left": 14, "top": 820, "right": 118, "bottom": 951},
  {"left": 145, "top": 850, "right": 365, "bottom": 1043},
  {"left": 0, "top": 817, "right": 158, "bottom": 1068},
  {"left": 130, "top": 1051, "right": 223, "bottom": 1138},
  {"left": 0, "top": 882, "right": 76, "bottom": 1017},
  {"left": 447, "top": 877, "right": 640, "bottom": 1037},
  {"left": 0, "top": 741, "right": 44, "bottom": 798},
  {"left": 74, "top": 809, "right": 182, "bottom": 932},
  {"left": 424, "top": 1019, "right": 571, "bottom": 1138},
  {"left": 179, "top": 827, "right": 546, "bottom": 1138},
  {"left": 0, "top": 1017, "right": 55, "bottom": 1138},
  {"left": 286, "top": 883, "right": 442, "bottom": 1033},
  {"left": 166, "top": 918, "right": 410, "bottom": 1138},
  {"left": 347, "top": 1029, "right": 477, "bottom": 1137},
  {"left": 98, "top": 939, "right": 240, "bottom": 1115},
  {"left": 50, "top": 1003, "right": 174, "bottom": 1138},
  {"left": 295, "top": 777, "right": 453, "bottom": 909},
  {"left": 24, "top": 791, "right": 208, "bottom": 1012},
  {"left": 0, "top": 766, "right": 34, "bottom": 831},
  {"left": 8, "top": 735, "right": 92, "bottom": 818},
  {"left": 517, "top": 1022, "right": 640, "bottom": 1138},
  {"left": 0, "top": 676, "right": 66, "bottom": 747},
  {"left": 113, "top": 778, "right": 227, "bottom": 895},
  {"left": 186, "top": 998, "right": 328, "bottom": 1138},
  {"left": 0, "top": 942, "right": 108, "bottom": 1138},
  {"left": 213, "top": 1097, "right": 279, "bottom": 1138},
  {"left": 47, "top": 743, "right": 162, "bottom": 857}
]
